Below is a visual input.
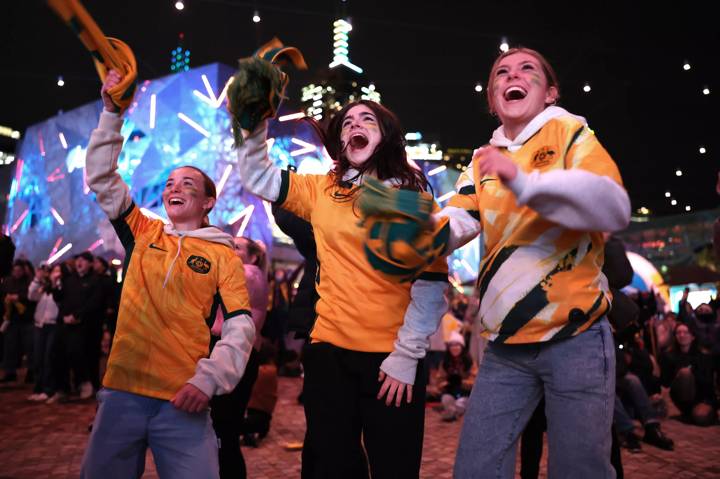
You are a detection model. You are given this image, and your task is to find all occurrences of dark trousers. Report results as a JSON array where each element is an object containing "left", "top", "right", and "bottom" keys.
[
  {"left": 32, "top": 324, "right": 57, "bottom": 394},
  {"left": 3, "top": 320, "right": 33, "bottom": 374},
  {"left": 520, "top": 398, "right": 547, "bottom": 479},
  {"left": 210, "top": 348, "right": 260, "bottom": 479},
  {"left": 301, "top": 343, "right": 427, "bottom": 479},
  {"left": 242, "top": 408, "right": 272, "bottom": 438},
  {"left": 57, "top": 324, "right": 88, "bottom": 391},
  {"left": 85, "top": 323, "right": 103, "bottom": 390}
]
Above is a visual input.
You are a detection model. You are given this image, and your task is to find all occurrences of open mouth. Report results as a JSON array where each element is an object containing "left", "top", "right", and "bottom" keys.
[
  {"left": 168, "top": 197, "right": 185, "bottom": 206},
  {"left": 349, "top": 133, "right": 369, "bottom": 149},
  {"left": 503, "top": 86, "right": 528, "bottom": 101}
]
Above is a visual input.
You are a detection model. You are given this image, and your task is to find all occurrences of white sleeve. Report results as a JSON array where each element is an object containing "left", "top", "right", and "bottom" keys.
[
  {"left": 433, "top": 206, "right": 482, "bottom": 253},
  {"left": 187, "top": 314, "right": 256, "bottom": 397},
  {"left": 85, "top": 111, "right": 133, "bottom": 220},
  {"left": 27, "top": 280, "right": 43, "bottom": 302},
  {"left": 380, "top": 279, "right": 449, "bottom": 385},
  {"left": 236, "top": 120, "right": 282, "bottom": 202},
  {"left": 506, "top": 168, "right": 631, "bottom": 232}
]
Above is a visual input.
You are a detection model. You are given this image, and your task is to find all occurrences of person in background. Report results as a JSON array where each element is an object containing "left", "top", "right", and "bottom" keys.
[
  {"left": 27, "top": 263, "right": 64, "bottom": 402},
  {"left": 210, "top": 236, "right": 269, "bottom": 479},
  {"left": 53, "top": 251, "right": 103, "bottom": 400},
  {"left": 0, "top": 260, "right": 33, "bottom": 384},
  {"left": 659, "top": 323, "right": 718, "bottom": 426},
  {"left": 427, "top": 331, "right": 477, "bottom": 422},
  {"left": 241, "top": 343, "right": 279, "bottom": 447}
]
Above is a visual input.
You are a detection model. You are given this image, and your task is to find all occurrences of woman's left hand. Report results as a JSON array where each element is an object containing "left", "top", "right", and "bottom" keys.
[
  {"left": 473, "top": 146, "right": 518, "bottom": 183},
  {"left": 171, "top": 383, "right": 210, "bottom": 413},
  {"left": 377, "top": 371, "right": 413, "bottom": 407}
]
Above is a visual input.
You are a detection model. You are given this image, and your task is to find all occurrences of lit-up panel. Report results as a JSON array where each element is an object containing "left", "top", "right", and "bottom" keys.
[{"left": 4, "top": 63, "right": 330, "bottom": 265}]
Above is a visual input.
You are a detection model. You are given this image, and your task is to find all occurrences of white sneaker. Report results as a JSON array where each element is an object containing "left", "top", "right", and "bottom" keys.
[
  {"left": 79, "top": 381, "right": 94, "bottom": 400},
  {"left": 27, "top": 393, "right": 41, "bottom": 401},
  {"left": 34, "top": 392, "right": 49, "bottom": 402}
]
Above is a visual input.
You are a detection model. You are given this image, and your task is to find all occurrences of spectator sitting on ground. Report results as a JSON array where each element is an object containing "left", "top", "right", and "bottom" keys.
[
  {"left": 427, "top": 331, "right": 477, "bottom": 422},
  {"left": 659, "top": 323, "right": 718, "bottom": 426}
]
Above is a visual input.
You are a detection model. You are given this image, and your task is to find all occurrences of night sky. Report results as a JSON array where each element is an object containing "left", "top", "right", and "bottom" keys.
[{"left": 2, "top": 0, "right": 718, "bottom": 216}]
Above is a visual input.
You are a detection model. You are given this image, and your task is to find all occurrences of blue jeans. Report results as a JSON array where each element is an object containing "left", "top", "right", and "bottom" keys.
[
  {"left": 454, "top": 319, "right": 615, "bottom": 479},
  {"left": 81, "top": 388, "right": 219, "bottom": 479}
]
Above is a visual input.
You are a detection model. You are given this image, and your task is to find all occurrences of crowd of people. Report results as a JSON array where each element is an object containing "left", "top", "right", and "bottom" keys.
[{"left": 1, "top": 41, "right": 719, "bottom": 479}]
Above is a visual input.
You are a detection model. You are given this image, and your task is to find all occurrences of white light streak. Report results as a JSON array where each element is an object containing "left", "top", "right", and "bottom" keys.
[
  {"left": 50, "top": 207, "right": 65, "bottom": 225},
  {"left": 437, "top": 191, "right": 456, "bottom": 203},
  {"left": 428, "top": 165, "right": 447, "bottom": 177},
  {"left": 215, "top": 164, "right": 233, "bottom": 197},
  {"left": 58, "top": 132, "right": 68, "bottom": 149},
  {"left": 290, "top": 138, "right": 317, "bottom": 157},
  {"left": 150, "top": 94, "right": 157, "bottom": 129},
  {"left": 279, "top": 112, "right": 306, "bottom": 122},
  {"left": 178, "top": 112, "right": 210, "bottom": 137},
  {"left": 229, "top": 205, "right": 255, "bottom": 237},
  {"left": 48, "top": 243, "right": 73, "bottom": 265}
]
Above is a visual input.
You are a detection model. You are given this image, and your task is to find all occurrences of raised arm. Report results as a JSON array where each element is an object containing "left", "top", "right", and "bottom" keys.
[
  {"left": 85, "top": 70, "right": 132, "bottom": 220},
  {"left": 236, "top": 120, "right": 282, "bottom": 202}
]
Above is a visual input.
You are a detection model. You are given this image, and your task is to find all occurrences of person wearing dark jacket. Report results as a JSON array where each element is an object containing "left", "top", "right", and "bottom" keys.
[
  {"left": 1, "top": 260, "right": 32, "bottom": 383},
  {"left": 52, "top": 251, "right": 104, "bottom": 400}
]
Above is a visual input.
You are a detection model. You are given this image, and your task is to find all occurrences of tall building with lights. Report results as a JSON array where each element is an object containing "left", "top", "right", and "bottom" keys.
[{"left": 300, "top": 19, "right": 380, "bottom": 122}]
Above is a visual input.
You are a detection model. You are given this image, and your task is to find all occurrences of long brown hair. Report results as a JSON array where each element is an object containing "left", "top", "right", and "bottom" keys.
[
  {"left": 486, "top": 47, "right": 561, "bottom": 116},
  {"left": 309, "top": 100, "right": 427, "bottom": 194}
]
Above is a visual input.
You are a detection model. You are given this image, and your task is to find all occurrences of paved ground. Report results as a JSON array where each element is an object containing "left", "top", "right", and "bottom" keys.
[{"left": 1, "top": 373, "right": 719, "bottom": 478}]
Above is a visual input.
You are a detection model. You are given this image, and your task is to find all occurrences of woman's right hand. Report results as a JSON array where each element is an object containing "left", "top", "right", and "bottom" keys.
[{"left": 101, "top": 69, "right": 122, "bottom": 113}]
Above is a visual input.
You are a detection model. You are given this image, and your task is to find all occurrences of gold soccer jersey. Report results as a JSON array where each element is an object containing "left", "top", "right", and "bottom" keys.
[
  {"left": 449, "top": 112, "right": 628, "bottom": 344},
  {"left": 103, "top": 205, "right": 252, "bottom": 399},
  {"left": 277, "top": 170, "right": 448, "bottom": 352}
]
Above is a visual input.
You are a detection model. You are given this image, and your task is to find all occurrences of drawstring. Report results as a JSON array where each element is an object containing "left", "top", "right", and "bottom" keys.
[{"left": 163, "top": 234, "right": 184, "bottom": 289}]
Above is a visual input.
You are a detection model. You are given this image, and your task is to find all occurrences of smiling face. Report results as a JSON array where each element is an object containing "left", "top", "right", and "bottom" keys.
[
  {"left": 488, "top": 50, "right": 559, "bottom": 138},
  {"left": 340, "top": 104, "right": 383, "bottom": 168},
  {"left": 162, "top": 167, "right": 216, "bottom": 229}
]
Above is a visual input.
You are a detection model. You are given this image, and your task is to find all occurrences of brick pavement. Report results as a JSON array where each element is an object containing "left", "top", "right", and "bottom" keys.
[{"left": 1, "top": 374, "right": 719, "bottom": 478}]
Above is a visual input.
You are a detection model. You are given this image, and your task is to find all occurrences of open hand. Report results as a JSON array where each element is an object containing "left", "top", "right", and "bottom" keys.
[
  {"left": 473, "top": 146, "right": 518, "bottom": 183},
  {"left": 101, "top": 69, "right": 122, "bottom": 113},
  {"left": 171, "top": 383, "right": 210, "bottom": 413},
  {"left": 377, "top": 371, "right": 413, "bottom": 407}
]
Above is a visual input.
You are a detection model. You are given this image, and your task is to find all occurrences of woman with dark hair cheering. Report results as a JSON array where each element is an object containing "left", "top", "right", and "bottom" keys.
[{"left": 235, "top": 99, "right": 448, "bottom": 478}]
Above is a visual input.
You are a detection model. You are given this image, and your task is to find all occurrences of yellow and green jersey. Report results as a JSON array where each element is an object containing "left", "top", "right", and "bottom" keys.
[{"left": 449, "top": 110, "right": 628, "bottom": 344}]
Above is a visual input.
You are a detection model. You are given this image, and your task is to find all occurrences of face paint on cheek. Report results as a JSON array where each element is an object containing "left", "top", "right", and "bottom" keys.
[
  {"left": 529, "top": 72, "right": 543, "bottom": 87},
  {"left": 182, "top": 185, "right": 200, "bottom": 197}
]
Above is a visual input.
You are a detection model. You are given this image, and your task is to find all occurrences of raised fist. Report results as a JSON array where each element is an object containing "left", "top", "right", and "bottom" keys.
[{"left": 101, "top": 69, "right": 122, "bottom": 113}]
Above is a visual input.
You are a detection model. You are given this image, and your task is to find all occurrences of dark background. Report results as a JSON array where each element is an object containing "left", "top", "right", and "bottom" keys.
[{"left": 2, "top": 0, "right": 718, "bottom": 215}]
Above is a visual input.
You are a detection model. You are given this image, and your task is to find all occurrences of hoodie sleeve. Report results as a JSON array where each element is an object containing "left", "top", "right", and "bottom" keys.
[
  {"left": 236, "top": 120, "right": 281, "bottom": 202},
  {"left": 432, "top": 166, "right": 482, "bottom": 253},
  {"left": 506, "top": 127, "right": 630, "bottom": 232},
  {"left": 379, "top": 278, "right": 449, "bottom": 385},
  {"left": 187, "top": 254, "right": 256, "bottom": 397},
  {"left": 85, "top": 111, "right": 134, "bottom": 220}
]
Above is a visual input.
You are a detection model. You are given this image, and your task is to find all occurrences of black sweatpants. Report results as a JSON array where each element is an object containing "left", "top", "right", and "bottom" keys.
[
  {"left": 210, "top": 348, "right": 260, "bottom": 479},
  {"left": 301, "top": 342, "right": 426, "bottom": 479}
]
